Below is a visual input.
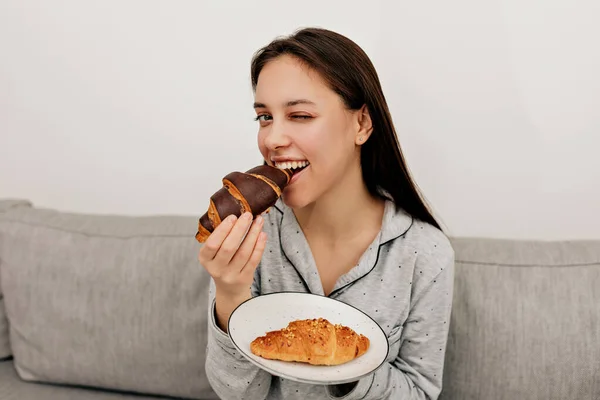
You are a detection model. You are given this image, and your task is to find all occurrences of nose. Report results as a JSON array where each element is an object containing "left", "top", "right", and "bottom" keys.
[{"left": 263, "top": 120, "right": 291, "bottom": 150}]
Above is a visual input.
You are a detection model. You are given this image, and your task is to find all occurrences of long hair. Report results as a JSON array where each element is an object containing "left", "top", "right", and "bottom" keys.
[{"left": 250, "top": 27, "right": 443, "bottom": 231}]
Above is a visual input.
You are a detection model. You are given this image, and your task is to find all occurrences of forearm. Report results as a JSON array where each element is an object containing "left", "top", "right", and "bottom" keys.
[
  {"left": 214, "top": 290, "right": 252, "bottom": 333},
  {"left": 205, "top": 289, "right": 272, "bottom": 400},
  {"left": 205, "top": 316, "right": 272, "bottom": 400}
]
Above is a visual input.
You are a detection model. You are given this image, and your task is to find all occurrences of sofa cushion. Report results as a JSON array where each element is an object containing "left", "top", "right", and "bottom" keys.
[
  {"left": 0, "top": 360, "right": 174, "bottom": 400},
  {"left": 0, "top": 199, "right": 32, "bottom": 360},
  {"left": 441, "top": 237, "right": 600, "bottom": 400},
  {"left": 0, "top": 200, "right": 218, "bottom": 399}
]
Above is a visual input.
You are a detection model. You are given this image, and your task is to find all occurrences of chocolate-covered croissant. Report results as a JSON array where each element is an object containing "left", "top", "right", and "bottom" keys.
[{"left": 195, "top": 165, "right": 293, "bottom": 243}]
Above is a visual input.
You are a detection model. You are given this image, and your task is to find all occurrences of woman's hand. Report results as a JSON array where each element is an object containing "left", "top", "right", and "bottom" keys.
[{"left": 198, "top": 211, "right": 267, "bottom": 331}]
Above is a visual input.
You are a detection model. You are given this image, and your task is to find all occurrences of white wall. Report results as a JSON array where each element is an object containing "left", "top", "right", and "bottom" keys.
[{"left": 1, "top": 0, "right": 598, "bottom": 240}]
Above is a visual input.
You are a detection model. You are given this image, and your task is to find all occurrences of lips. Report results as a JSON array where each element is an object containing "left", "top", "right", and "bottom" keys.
[{"left": 288, "top": 164, "right": 309, "bottom": 183}]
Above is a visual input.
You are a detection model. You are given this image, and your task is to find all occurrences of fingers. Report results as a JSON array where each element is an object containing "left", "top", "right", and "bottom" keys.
[
  {"left": 241, "top": 231, "right": 267, "bottom": 278},
  {"left": 198, "top": 214, "right": 237, "bottom": 263},
  {"left": 230, "top": 214, "right": 265, "bottom": 268},
  {"left": 213, "top": 212, "right": 255, "bottom": 265},
  {"left": 198, "top": 211, "right": 268, "bottom": 285}
]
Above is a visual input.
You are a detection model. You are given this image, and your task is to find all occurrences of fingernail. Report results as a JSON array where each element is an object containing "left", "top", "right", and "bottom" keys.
[
  {"left": 226, "top": 215, "right": 237, "bottom": 223},
  {"left": 256, "top": 215, "right": 263, "bottom": 225},
  {"left": 242, "top": 212, "right": 252, "bottom": 221}
]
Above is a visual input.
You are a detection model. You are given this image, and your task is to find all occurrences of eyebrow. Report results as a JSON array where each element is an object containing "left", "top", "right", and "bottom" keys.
[{"left": 253, "top": 99, "right": 316, "bottom": 109}]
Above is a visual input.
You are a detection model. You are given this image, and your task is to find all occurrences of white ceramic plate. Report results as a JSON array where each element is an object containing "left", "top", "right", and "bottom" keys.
[{"left": 228, "top": 292, "right": 389, "bottom": 385}]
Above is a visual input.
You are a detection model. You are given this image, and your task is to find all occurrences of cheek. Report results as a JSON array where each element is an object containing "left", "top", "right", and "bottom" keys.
[
  {"left": 294, "top": 128, "right": 324, "bottom": 160},
  {"left": 257, "top": 131, "right": 268, "bottom": 157},
  {"left": 307, "top": 120, "right": 353, "bottom": 164}
]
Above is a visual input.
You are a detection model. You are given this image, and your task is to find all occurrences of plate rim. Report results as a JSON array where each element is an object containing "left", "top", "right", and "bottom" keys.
[{"left": 227, "top": 291, "right": 390, "bottom": 385}]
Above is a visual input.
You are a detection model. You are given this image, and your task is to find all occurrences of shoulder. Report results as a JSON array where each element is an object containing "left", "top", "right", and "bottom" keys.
[
  {"left": 383, "top": 205, "right": 454, "bottom": 292},
  {"left": 382, "top": 200, "right": 454, "bottom": 264},
  {"left": 396, "top": 217, "right": 455, "bottom": 306},
  {"left": 405, "top": 218, "right": 454, "bottom": 266}
]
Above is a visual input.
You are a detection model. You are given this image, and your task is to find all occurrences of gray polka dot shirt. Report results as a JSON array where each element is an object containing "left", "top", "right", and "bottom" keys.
[{"left": 206, "top": 198, "right": 455, "bottom": 400}]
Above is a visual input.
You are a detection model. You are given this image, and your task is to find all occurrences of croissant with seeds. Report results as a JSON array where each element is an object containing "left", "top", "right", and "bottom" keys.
[
  {"left": 195, "top": 165, "right": 293, "bottom": 243},
  {"left": 250, "top": 318, "right": 370, "bottom": 366}
]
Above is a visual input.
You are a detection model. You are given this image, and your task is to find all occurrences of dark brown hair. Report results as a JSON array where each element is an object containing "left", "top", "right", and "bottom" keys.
[{"left": 250, "top": 27, "right": 442, "bottom": 231}]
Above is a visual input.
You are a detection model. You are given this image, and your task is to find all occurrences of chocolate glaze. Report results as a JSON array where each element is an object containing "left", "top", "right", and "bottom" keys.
[
  {"left": 199, "top": 212, "right": 213, "bottom": 232},
  {"left": 245, "top": 165, "right": 292, "bottom": 188},
  {"left": 212, "top": 186, "right": 243, "bottom": 220},
  {"left": 196, "top": 164, "right": 294, "bottom": 241},
  {"left": 224, "top": 171, "right": 277, "bottom": 215}
]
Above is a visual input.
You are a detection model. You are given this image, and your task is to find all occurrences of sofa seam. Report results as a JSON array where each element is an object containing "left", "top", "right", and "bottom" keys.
[
  {"left": 2, "top": 219, "right": 599, "bottom": 265},
  {"left": 456, "top": 259, "right": 600, "bottom": 268},
  {"left": 0, "top": 218, "right": 192, "bottom": 239}
]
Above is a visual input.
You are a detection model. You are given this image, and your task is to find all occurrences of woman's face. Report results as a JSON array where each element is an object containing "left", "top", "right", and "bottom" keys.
[{"left": 254, "top": 55, "right": 368, "bottom": 209}]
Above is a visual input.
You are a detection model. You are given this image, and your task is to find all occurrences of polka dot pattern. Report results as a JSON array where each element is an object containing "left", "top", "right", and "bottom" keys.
[{"left": 208, "top": 199, "right": 455, "bottom": 398}]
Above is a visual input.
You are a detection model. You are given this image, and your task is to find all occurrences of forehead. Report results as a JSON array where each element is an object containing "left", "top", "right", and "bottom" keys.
[{"left": 254, "top": 55, "right": 333, "bottom": 104}]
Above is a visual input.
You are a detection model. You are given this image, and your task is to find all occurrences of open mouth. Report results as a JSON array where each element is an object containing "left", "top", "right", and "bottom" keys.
[{"left": 275, "top": 160, "right": 310, "bottom": 177}]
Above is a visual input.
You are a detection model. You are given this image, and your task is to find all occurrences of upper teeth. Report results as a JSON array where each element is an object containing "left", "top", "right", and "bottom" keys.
[{"left": 275, "top": 161, "right": 309, "bottom": 170}]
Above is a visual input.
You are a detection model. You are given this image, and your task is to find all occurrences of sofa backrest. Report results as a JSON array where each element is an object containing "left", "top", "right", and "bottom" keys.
[
  {"left": 441, "top": 237, "right": 600, "bottom": 400},
  {"left": 0, "top": 200, "right": 28, "bottom": 360},
  {"left": 1, "top": 199, "right": 598, "bottom": 399},
  {"left": 0, "top": 199, "right": 219, "bottom": 399}
]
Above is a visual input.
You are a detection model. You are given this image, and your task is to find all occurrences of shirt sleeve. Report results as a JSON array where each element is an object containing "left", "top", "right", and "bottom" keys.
[
  {"left": 325, "top": 249, "right": 455, "bottom": 400},
  {"left": 204, "top": 270, "right": 273, "bottom": 400}
]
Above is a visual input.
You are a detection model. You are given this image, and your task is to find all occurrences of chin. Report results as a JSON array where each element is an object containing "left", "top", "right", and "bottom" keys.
[{"left": 280, "top": 189, "right": 314, "bottom": 210}]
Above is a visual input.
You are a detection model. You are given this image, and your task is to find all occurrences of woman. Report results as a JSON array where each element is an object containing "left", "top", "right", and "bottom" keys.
[{"left": 199, "top": 27, "right": 454, "bottom": 400}]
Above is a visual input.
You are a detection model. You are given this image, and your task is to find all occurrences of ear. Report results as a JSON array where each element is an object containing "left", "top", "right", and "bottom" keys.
[{"left": 354, "top": 104, "right": 373, "bottom": 145}]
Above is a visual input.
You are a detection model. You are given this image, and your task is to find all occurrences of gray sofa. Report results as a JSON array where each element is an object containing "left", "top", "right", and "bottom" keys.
[{"left": 0, "top": 199, "right": 598, "bottom": 400}]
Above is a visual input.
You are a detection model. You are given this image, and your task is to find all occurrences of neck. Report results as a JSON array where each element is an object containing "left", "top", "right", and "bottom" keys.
[{"left": 292, "top": 164, "right": 385, "bottom": 242}]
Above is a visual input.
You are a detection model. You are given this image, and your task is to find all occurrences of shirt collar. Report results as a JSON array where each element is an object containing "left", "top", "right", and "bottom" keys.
[
  {"left": 273, "top": 190, "right": 413, "bottom": 245},
  {"left": 271, "top": 191, "right": 413, "bottom": 296}
]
